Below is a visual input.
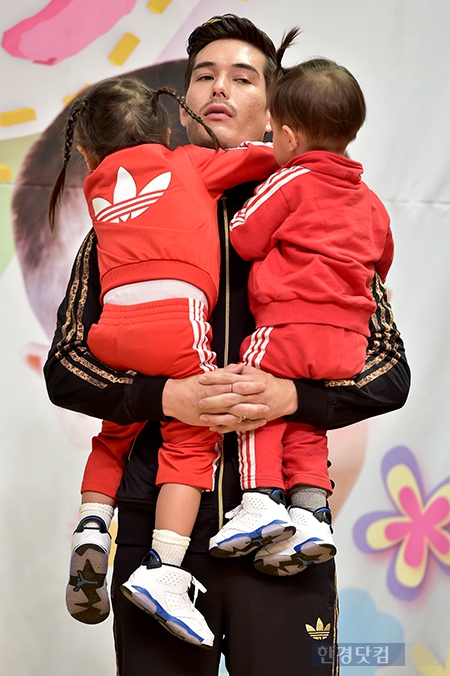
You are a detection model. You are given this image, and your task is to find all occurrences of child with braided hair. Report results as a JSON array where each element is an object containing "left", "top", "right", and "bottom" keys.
[{"left": 48, "top": 75, "right": 277, "bottom": 647}]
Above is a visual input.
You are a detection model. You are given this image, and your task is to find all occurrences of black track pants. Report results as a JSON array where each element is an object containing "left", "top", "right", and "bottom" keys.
[{"left": 112, "top": 538, "right": 338, "bottom": 676}]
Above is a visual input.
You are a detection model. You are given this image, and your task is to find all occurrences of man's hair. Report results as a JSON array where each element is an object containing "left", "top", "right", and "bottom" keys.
[
  {"left": 270, "top": 58, "right": 366, "bottom": 150},
  {"left": 184, "top": 14, "right": 277, "bottom": 93}
]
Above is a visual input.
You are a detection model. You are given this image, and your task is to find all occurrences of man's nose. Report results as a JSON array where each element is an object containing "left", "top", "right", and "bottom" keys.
[{"left": 212, "top": 75, "right": 228, "bottom": 98}]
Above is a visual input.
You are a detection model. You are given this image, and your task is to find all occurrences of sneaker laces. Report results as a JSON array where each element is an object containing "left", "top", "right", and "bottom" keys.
[
  {"left": 224, "top": 505, "right": 243, "bottom": 521},
  {"left": 190, "top": 576, "right": 207, "bottom": 605}
]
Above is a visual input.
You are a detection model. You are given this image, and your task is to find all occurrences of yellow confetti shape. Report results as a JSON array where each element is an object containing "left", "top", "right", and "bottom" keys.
[
  {"left": 412, "top": 643, "right": 450, "bottom": 676},
  {"left": 147, "top": 0, "right": 173, "bottom": 13},
  {"left": 63, "top": 85, "right": 91, "bottom": 106},
  {"left": 108, "top": 33, "right": 140, "bottom": 66},
  {"left": 0, "top": 165, "right": 13, "bottom": 182},
  {"left": 0, "top": 107, "right": 36, "bottom": 127}
]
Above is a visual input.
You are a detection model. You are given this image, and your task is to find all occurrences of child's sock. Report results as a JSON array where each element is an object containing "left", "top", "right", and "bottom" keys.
[
  {"left": 79, "top": 502, "right": 115, "bottom": 529},
  {"left": 152, "top": 529, "right": 190, "bottom": 567},
  {"left": 290, "top": 486, "right": 327, "bottom": 512}
]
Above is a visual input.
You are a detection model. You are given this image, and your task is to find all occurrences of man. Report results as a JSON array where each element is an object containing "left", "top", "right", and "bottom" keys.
[{"left": 44, "top": 14, "right": 410, "bottom": 676}]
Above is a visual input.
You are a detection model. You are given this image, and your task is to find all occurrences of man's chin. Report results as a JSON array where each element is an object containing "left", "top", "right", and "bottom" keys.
[
  {"left": 206, "top": 127, "right": 240, "bottom": 150},
  {"left": 188, "top": 127, "right": 231, "bottom": 149}
]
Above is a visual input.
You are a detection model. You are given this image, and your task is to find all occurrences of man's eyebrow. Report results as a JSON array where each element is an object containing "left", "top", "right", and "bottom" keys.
[{"left": 193, "top": 61, "right": 261, "bottom": 78}]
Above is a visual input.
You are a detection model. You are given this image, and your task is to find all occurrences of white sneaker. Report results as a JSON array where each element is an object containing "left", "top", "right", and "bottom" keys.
[
  {"left": 66, "top": 516, "right": 111, "bottom": 624},
  {"left": 254, "top": 506, "right": 337, "bottom": 576},
  {"left": 209, "top": 489, "right": 295, "bottom": 558},
  {"left": 121, "top": 550, "right": 214, "bottom": 649}
]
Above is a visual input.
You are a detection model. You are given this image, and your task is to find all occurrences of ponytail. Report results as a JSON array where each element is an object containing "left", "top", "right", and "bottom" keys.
[{"left": 275, "top": 27, "right": 301, "bottom": 78}]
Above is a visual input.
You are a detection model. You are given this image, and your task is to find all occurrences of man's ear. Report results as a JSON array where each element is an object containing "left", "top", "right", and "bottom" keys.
[
  {"left": 265, "top": 110, "right": 272, "bottom": 134},
  {"left": 282, "top": 125, "right": 299, "bottom": 152}
]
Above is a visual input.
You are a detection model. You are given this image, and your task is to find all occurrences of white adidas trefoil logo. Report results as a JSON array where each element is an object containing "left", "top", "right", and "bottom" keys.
[{"left": 92, "top": 167, "right": 171, "bottom": 222}]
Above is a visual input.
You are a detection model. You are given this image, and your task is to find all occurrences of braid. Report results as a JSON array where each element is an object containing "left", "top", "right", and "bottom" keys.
[
  {"left": 155, "top": 87, "right": 222, "bottom": 150},
  {"left": 48, "top": 99, "right": 86, "bottom": 232},
  {"left": 63, "top": 101, "right": 84, "bottom": 167}
]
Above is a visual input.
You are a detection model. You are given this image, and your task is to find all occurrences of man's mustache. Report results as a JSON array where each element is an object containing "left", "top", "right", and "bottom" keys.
[{"left": 200, "top": 101, "right": 236, "bottom": 117}]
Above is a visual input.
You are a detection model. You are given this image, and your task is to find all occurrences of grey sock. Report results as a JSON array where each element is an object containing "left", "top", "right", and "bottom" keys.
[{"left": 290, "top": 486, "right": 327, "bottom": 512}]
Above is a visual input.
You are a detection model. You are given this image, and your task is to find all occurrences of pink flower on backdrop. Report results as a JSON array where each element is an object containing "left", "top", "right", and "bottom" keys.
[{"left": 353, "top": 445, "right": 450, "bottom": 600}]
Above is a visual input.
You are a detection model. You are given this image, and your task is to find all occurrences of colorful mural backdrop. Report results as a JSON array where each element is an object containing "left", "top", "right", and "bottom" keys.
[{"left": 1, "top": 1, "right": 450, "bottom": 674}]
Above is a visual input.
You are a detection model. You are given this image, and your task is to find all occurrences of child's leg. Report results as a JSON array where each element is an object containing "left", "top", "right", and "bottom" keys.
[
  {"left": 151, "top": 419, "right": 220, "bottom": 565},
  {"left": 66, "top": 491, "right": 115, "bottom": 625},
  {"left": 68, "top": 415, "right": 141, "bottom": 626},
  {"left": 155, "top": 483, "right": 202, "bottom": 535},
  {"left": 289, "top": 484, "right": 328, "bottom": 512},
  {"left": 120, "top": 481, "right": 214, "bottom": 649},
  {"left": 254, "top": 424, "right": 337, "bottom": 577},
  {"left": 80, "top": 490, "right": 115, "bottom": 527},
  {"left": 151, "top": 483, "right": 202, "bottom": 566},
  {"left": 120, "top": 422, "right": 217, "bottom": 650},
  {"left": 282, "top": 423, "right": 332, "bottom": 495},
  {"left": 68, "top": 419, "right": 142, "bottom": 626},
  {"left": 237, "top": 419, "right": 285, "bottom": 490},
  {"left": 209, "top": 421, "right": 295, "bottom": 558}
]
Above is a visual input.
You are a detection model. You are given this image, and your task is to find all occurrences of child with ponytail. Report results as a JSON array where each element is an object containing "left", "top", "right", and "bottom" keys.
[
  {"left": 209, "top": 29, "right": 394, "bottom": 579},
  {"left": 49, "top": 75, "right": 276, "bottom": 647}
]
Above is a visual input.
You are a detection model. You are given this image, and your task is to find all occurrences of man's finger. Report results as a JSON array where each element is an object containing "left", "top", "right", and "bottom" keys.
[
  {"left": 209, "top": 419, "right": 267, "bottom": 434},
  {"left": 200, "top": 402, "right": 269, "bottom": 419}
]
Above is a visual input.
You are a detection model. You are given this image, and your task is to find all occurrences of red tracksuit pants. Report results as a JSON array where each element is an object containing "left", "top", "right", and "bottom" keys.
[
  {"left": 238, "top": 323, "right": 368, "bottom": 494},
  {"left": 81, "top": 298, "right": 221, "bottom": 500}
]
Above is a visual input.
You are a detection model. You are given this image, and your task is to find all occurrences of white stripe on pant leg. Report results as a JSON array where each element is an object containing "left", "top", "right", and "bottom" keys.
[
  {"left": 238, "top": 429, "right": 257, "bottom": 489},
  {"left": 247, "top": 430, "right": 257, "bottom": 488},
  {"left": 189, "top": 298, "right": 216, "bottom": 373},
  {"left": 238, "top": 430, "right": 249, "bottom": 488},
  {"left": 240, "top": 327, "right": 273, "bottom": 487},
  {"left": 195, "top": 299, "right": 216, "bottom": 371}
]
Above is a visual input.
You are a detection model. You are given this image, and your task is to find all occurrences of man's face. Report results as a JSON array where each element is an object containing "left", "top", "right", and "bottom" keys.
[{"left": 180, "top": 39, "right": 271, "bottom": 149}]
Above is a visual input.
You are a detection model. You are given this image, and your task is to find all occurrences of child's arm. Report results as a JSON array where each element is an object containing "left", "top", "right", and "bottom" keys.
[
  {"left": 187, "top": 141, "right": 278, "bottom": 195},
  {"left": 229, "top": 170, "right": 291, "bottom": 260}
]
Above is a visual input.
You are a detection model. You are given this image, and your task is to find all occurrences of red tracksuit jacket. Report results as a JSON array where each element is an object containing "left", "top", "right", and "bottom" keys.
[
  {"left": 84, "top": 141, "right": 277, "bottom": 312},
  {"left": 230, "top": 150, "right": 394, "bottom": 335}
]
